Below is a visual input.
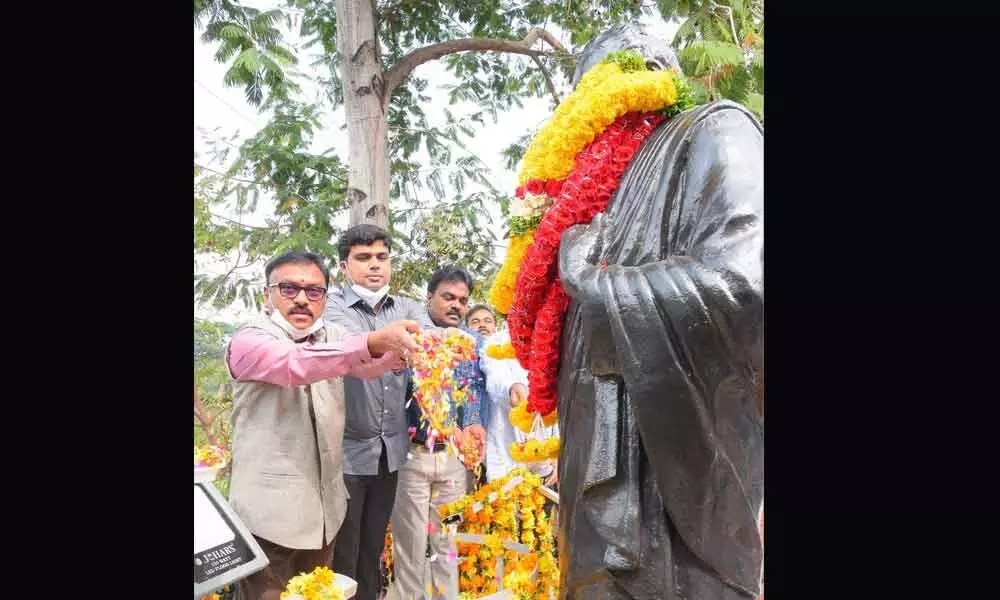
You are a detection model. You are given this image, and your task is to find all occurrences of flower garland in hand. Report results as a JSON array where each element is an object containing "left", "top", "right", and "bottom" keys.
[
  {"left": 486, "top": 50, "right": 697, "bottom": 420},
  {"left": 509, "top": 400, "right": 556, "bottom": 432},
  {"left": 408, "top": 329, "right": 479, "bottom": 466},
  {"left": 509, "top": 400, "right": 559, "bottom": 463},
  {"left": 280, "top": 566, "right": 344, "bottom": 600}
]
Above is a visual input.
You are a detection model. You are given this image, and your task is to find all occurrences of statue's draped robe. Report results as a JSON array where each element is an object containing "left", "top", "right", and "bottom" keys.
[{"left": 556, "top": 100, "right": 764, "bottom": 600}]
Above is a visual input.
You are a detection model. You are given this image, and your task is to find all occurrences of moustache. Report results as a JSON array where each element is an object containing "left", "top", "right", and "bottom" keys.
[{"left": 289, "top": 307, "right": 313, "bottom": 317}]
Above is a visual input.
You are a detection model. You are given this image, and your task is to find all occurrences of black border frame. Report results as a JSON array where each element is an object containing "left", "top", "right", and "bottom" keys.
[{"left": 25, "top": 4, "right": 985, "bottom": 598}]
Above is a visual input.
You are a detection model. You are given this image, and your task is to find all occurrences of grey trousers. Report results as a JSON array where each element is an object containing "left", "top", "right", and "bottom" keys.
[{"left": 386, "top": 444, "right": 468, "bottom": 600}]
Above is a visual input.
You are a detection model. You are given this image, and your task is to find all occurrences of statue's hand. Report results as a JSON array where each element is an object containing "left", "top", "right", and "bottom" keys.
[
  {"left": 562, "top": 214, "right": 618, "bottom": 375},
  {"left": 560, "top": 213, "right": 605, "bottom": 301}
]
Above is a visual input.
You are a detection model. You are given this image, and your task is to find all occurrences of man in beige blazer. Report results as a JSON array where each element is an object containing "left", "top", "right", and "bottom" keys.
[{"left": 226, "top": 251, "right": 422, "bottom": 600}]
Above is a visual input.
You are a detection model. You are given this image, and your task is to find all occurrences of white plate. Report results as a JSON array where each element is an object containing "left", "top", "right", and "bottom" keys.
[
  {"left": 336, "top": 573, "right": 358, "bottom": 598},
  {"left": 194, "top": 463, "right": 224, "bottom": 484}
]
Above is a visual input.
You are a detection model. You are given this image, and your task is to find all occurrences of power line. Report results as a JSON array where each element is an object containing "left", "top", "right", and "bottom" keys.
[
  {"left": 195, "top": 162, "right": 268, "bottom": 186},
  {"left": 194, "top": 79, "right": 262, "bottom": 127}
]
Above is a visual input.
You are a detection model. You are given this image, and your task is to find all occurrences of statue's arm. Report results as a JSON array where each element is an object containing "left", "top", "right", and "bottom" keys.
[
  {"left": 558, "top": 213, "right": 607, "bottom": 310},
  {"left": 569, "top": 109, "right": 765, "bottom": 595},
  {"left": 561, "top": 107, "right": 763, "bottom": 329}
]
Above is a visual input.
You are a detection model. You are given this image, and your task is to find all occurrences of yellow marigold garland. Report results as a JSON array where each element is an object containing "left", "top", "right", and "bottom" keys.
[
  {"left": 487, "top": 53, "right": 683, "bottom": 335},
  {"left": 481, "top": 50, "right": 696, "bottom": 466},
  {"left": 382, "top": 526, "right": 393, "bottom": 587},
  {"left": 509, "top": 436, "right": 561, "bottom": 463},
  {"left": 488, "top": 231, "right": 534, "bottom": 315},
  {"left": 485, "top": 342, "right": 517, "bottom": 360},
  {"left": 517, "top": 61, "right": 678, "bottom": 185},
  {"left": 510, "top": 398, "right": 557, "bottom": 432},
  {"left": 280, "top": 566, "right": 344, "bottom": 600},
  {"left": 489, "top": 61, "right": 680, "bottom": 327}
]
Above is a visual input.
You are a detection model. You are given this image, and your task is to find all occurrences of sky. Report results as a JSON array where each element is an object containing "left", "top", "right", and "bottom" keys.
[{"left": 194, "top": 1, "right": 678, "bottom": 325}]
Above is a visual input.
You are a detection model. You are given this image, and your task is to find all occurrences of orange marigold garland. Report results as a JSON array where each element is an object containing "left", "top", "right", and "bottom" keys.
[{"left": 439, "top": 468, "right": 558, "bottom": 598}]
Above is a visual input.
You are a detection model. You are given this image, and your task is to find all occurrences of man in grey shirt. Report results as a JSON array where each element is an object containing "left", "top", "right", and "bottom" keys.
[{"left": 324, "top": 224, "right": 434, "bottom": 600}]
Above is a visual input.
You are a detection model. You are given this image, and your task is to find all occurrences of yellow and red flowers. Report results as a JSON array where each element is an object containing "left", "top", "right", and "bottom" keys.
[{"left": 486, "top": 50, "right": 696, "bottom": 427}]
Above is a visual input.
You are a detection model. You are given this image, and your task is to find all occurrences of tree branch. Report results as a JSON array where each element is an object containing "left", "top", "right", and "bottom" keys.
[
  {"left": 196, "top": 161, "right": 348, "bottom": 185},
  {"left": 210, "top": 211, "right": 274, "bottom": 231},
  {"left": 194, "top": 382, "right": 218, "bottom": 446},
  {"left": 383, "top": 28, "right": 566, "bottom": 99},
  {"left": 719, "top": 5, "right": 739, "bottom": 45},
  {"left": 531, "top": 56, "right": 561, "bottom": 106},
  {"left": 196, "top": 162, "right": 272, "bottom": 187}
]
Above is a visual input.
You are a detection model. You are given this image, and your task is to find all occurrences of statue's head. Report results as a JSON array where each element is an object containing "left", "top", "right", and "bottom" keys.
[{"left": 571, "top": 22, "right": 682, "bottom": 88}]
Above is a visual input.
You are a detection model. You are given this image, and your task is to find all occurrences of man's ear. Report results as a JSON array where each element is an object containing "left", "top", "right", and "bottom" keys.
[{"left": 262, "top": 286, "right": 272, "bottom": 314}]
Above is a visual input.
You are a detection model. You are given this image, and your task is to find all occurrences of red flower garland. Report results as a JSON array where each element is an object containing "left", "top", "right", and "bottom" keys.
[
  {"left": 507, "top": 111, "right": 666, "bottom": 416},
  {"left": 525, "top": 280, "right": 570, "bottom": 416},
  {"left": 516, "top": 179, "right": 564, "bottom": 199}
]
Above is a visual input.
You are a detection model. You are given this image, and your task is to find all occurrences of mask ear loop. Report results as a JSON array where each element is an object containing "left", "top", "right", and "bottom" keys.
[
  {"left": 338, "top": 261, "right": 350, "bottom": 286},
  {"left": 263, "top": 288, "right": 274, "bottom": 315}
]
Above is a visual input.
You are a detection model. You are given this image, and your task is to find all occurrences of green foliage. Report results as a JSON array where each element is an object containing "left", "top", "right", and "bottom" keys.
[
  {"left": 603, "top": 50, "right": 647, "bottom": 73},
  {"left": 671, "top": 0, "right": 764, "bottom": 121},
  {"left": 194, "top": 100, "right": 348, "bottom": 309},
  {"left": 663, "top": 73, "right": 699, "bottom": 119},
  {"left": 195, "top": 318, "right": 235, "bottom": 498},
  {"left": 510, "top": 214, "right": 543, "bottom": 237},
  {"left": 196, "top": 2, "right": 303, "bottom": 108},
  {"left": 390, "top": 193, "right": 501, "bottom": 300},
  {"left": 679, "top": 41, "right": 745, "bottom": 77},
  {"left": 195, "top": 319, "right": 235, "bottom": 392},
  {"left": 501, "top": 132, "right": 533, "bottom": 172}
]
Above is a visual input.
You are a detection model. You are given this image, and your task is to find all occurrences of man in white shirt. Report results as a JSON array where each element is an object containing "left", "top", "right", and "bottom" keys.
[
  {"left": 479, "top": 327, "right": 527, "bottom": 482},
  {"left": 474, "top": 306, "right": 559, "bottom": 486}
]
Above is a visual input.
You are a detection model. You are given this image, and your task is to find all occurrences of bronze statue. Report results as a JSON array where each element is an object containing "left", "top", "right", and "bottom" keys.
[{"left": 556, "top": 23, "right": 764, "bottom": 600}]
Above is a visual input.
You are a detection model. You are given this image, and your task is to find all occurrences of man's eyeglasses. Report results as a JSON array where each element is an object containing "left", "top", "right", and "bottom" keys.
[{"left": 268, "top": 282, "right": 327, "bottom": 302}]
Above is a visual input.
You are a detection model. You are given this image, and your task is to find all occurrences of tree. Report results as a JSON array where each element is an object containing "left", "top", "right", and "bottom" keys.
[
  {"left": 194, "top": 318, "right": 235, "bottom": 496},
  {"left": 667, "top": 0, "right": 764, "bottom": 120},
  {"left": 193, "top": 0, "right": 763, "bottom": 308}
]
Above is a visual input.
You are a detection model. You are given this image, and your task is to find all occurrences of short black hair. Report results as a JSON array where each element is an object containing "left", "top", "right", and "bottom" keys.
[
  {"left": 265, "top": 251, "right": 331, "bottom": 287},
  {"left": 337, "top": 224, "right": 393, "bottom": 261},
  {"left": 428, "top": 265, "right": 475, "bottom": 295},
  {"left": 465, "top": 304, "right": 494, "bottom": 323}
]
